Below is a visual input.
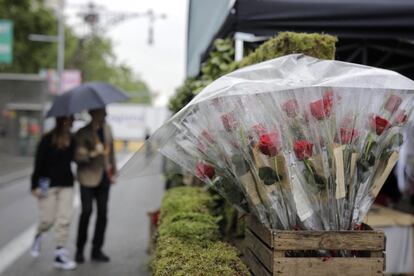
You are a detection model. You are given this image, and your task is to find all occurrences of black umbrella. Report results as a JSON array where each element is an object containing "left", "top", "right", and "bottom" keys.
[{"left": 47, "top": 82, "right": 129, "bottom": 117}]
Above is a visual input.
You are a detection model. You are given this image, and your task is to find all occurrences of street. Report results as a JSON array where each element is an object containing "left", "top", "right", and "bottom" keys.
[{"left": 0, "top": 153, "right": 164, "bottom": 276}]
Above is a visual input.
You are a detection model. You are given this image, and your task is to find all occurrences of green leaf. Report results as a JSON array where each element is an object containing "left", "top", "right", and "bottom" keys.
[
  {"left": 258, "top": 166, "right": 282, "bottom": 185},
  {"left": 231, "top": 154, "right": 249, "bottom": 175},
  {"left": 367, "top": 152, "right": 376, "bottom": 166},
  {"left": 390, "top": 133, "right": 404, "bottom": 147}
]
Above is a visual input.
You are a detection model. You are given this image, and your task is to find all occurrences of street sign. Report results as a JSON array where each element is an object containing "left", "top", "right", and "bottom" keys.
[{"left": 0, "top": 20, "right": 13, "bottom": 64}]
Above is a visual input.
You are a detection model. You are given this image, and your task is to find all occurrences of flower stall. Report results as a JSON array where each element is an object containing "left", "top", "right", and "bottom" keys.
[{"left": 133, "top": 54, "right": 414, "bottom": 275}]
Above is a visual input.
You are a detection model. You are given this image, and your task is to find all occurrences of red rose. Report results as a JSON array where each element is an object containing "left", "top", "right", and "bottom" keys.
[
  {"left": 258, "top": 131, "right": 281, "bottom": 157},
  {"left": 323, "top": 90, "right": 334, "bottom": 105},
  {"left": 323, "top": 90, "right": 341, "bottom": 106},
  {"left": 282, "top": 99, "right": 299, "bottom": 118},
  {"left": 293, "top": 140, "right": 313, "bottom": 160},
  {"left": 370, "top": 115, "right": 391, "bottom": 135},
  {"left": 384, "top": 95, "right": 402, "bottom": 113},
  {"left": 340, "top": 117, "right": 354, "bottom": 129},
  {"left": 251, "top": 123, "right": 267, "bottom": 136},
  {"left": 310, "top": 98, "right": 332, "bottom": 120},
  {"left": 221, "top": 112, "right": 239, "bottom": 131},
  {"left": 339, "top": 128, "right": 359, "bottom": 144},
  {"left": 199, "top": 130, "right": 215, "bottom": 144},
  {"left": 195, "top": 161, "right": 215, "bottom": 179},
  {"left": 395, "top": 109, "right": 408, "bottom": 125},
  {"left": 211, "top": 98, "right": 223, "bottom": 111}
]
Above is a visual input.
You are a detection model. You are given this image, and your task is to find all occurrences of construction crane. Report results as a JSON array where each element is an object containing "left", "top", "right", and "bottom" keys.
[{"left": 73, "top": 2, "right": 166, "bottom": 45}]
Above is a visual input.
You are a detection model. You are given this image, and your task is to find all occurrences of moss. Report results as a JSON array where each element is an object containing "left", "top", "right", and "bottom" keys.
[
  {"left": 161, "top": 211, "right": 218, "bottom": 226},
  {"left": 169, "top": 32, "right": 337, "bottom": 114},
  {"left": 153, "top": 238, "right": 249, "bottom": 276},
  {"left": 158, "top": 213, "right": 220, "bottom": 244},
  {"left": 153, "top": 187, "right": 249, "bottom": 276},
  {"left": 159, "top": 187, "right": 215, "bottom": 221},
  {"left": 238, "top": 31, "right": 337, "bottom": 68}
]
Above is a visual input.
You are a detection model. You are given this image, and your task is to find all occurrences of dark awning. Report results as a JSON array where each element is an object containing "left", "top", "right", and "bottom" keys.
[
  {"left": 216, "top": 0, "right": 414, "bottom": 39},
  {"left": 195, "top": 0, "right": 414, "bottom": 80}
]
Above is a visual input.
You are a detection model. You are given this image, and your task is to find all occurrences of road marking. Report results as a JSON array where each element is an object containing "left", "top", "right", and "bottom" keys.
[
  {"left": 0, "top": 225, "right": 36, "bottom": 275},
  {"left": 0, "top": 152, "right": 134, "bottom": 275}
]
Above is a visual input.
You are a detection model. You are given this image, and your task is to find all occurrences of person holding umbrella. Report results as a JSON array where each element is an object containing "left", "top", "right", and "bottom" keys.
[
  {"left": 74, "top": 107, "right": 117, "bottom": 263},
  {"left": 30, "top": 115, "right": 77, "bottom": 270},
  {"left": 46, "top": 82, "right": 128, "bottom": 264}
]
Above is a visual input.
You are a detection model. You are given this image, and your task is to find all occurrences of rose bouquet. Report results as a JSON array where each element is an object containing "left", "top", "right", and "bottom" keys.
[{"left": 125, "top": 54, "right": 414, "bottom": 231}]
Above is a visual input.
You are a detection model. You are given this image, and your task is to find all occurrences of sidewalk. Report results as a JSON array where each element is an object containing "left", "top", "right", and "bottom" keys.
[
  {"left": 0, "top": 154, "right": 33, "bottom": 187},
  {"left": 0, "top": 154, "right": 165, "bottom": 276}
]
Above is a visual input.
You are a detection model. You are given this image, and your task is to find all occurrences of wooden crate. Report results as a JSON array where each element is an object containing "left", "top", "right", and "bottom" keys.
[{"left": 244, "top": 215, "right": 385, "bottom": 276}]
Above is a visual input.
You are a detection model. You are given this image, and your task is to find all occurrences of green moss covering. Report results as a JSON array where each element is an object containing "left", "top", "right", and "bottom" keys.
[
  {"left": 154, "top": 238, "right": 249, "bottom": 276},
  {"left": 153, "top": 187, "right": 249, "bottom": 276},
  {"left": 238, "top": 32, "right": 337, "bottom": 68},
  {"left": 161, "top": 211, "right": 218, "bottom": 226},
  {"left": 158, "top": 213, "right": 219, "bottom": 244},
  {"left": 159, "top": 187, "right": 215, "bottom": 221},
  {"left": 168, "top": 32, "right": 337, "bottom": 114}
]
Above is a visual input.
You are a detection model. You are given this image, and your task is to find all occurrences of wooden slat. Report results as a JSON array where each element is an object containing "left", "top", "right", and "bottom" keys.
[
  {"left": 272, "top": 230, "right": 384, "bottom": 251},
  {"left": 370, "top": 251, "right": 384, "bottom": 258},
  {"left": 244, "top": 248, "right": 272, "bottom": 276},
  {"left": 371, "top": 250, "right": 386, "bottom": 271},
  {"left": 247, "top": 215, "right": 272, "bottom": 247},
  {"left": 274, "top": 257, "right": 384, "bottom": 276},
  {"left": 245, "top": 229, "right": 273, "bottom": 271}
]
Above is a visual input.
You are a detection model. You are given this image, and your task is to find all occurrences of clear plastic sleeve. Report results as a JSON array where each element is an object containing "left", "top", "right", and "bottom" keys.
[{"left": 121, "top": 54, "right": 414, "bottom": 230}]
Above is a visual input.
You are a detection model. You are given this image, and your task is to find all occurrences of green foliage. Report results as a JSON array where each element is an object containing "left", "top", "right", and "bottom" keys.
[
  {"left": 200, "top": 38, "right": 237, "bottom": 81},
  {"left": 158, "top": 212, "right": 219, "bottom": 245},
  {"left": 259, "top": 166, "right": 283, "bottom": 185},
  {"left": 168, "top": 38, "right": 236, "bottom": 113},
  {"left": 169, "top": 32, "right": 337, "bottom": 113},
  {"left": 238, "top": 32, "right": 337, "bottom": 68},
  {"left": 0, "top": 0, "right": 152, "bottom": 104},
  {"left": 0, "top": 0, "right": 57, "bottom": 72},
  {"left": 161, "top": 211, "right": 218, "bottom": 226},
  {"left": 159, "top": 187, "right": 214, "bottom": 221},
  {"left": 168, "top": 77, "right": 210, "bottom": 113},
  {"left": 68, "top": 35, "right": 152, "bottom": 104},
  {"left": 153, "top": 187, "right": 249, "bottom": 276},
  {"left": 154, "top": 238, "right": 249, "bottom": 276}
]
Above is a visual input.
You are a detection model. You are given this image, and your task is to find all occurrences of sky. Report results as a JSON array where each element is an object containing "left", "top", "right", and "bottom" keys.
[{"left": 64, "top": 0, "right": 188, "bottom": 106}]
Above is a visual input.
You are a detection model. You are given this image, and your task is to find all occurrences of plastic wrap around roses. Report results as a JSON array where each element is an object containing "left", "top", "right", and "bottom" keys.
[{"left": 134, "top": 55, "right": 414, "bottom": 230}]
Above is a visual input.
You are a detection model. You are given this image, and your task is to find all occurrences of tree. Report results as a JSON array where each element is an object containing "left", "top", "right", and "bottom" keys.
[
  {"left": 69, "top": 35, "right": 152, "bottom": 104},
  {"left": 0, "top": 0, "right": 57, "bottom": 72},
  {"left": 0, "top": 0, "right": 152, "bottom": 104}
]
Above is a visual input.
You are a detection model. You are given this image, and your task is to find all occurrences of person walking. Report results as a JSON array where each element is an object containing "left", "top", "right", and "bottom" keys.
[
  {"left": 30, "top": 116, "right": 77, "bottom": 270},
  {"left": 74, "top": 107, "right": 117, "bottom": 263}
]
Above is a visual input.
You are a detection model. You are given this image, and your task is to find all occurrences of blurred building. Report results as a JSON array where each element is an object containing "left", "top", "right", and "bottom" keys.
[{"left": 0, "top": 74, "right": 49, "bottom": 156}]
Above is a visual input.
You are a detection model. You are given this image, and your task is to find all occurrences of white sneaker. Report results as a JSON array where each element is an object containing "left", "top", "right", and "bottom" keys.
[
  {"left": 54, "top": 248, "right": 77, "bottom": 270},
  {"left": 30, "top": 234, "right": 42, "bottom": 258}
]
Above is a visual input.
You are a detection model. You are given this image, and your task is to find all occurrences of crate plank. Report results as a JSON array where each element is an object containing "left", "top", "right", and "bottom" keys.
[
  {"left": 274, "top": 257, "right": 383, "bottom": 276},
  {"left": 244, "top": 248, "right": 272, "bottom": 276},
  {"left": 244, "top": 215, "right": 385, "bottom": 276},
  {"left": 245, "top": 229, "right": 273, "bottom": 271},
  {"left": 247, "top": 215, "right": 273, "bottom": 246},
  {"left": 272, "top": 230, "right": 384, "bottom": 251}
]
